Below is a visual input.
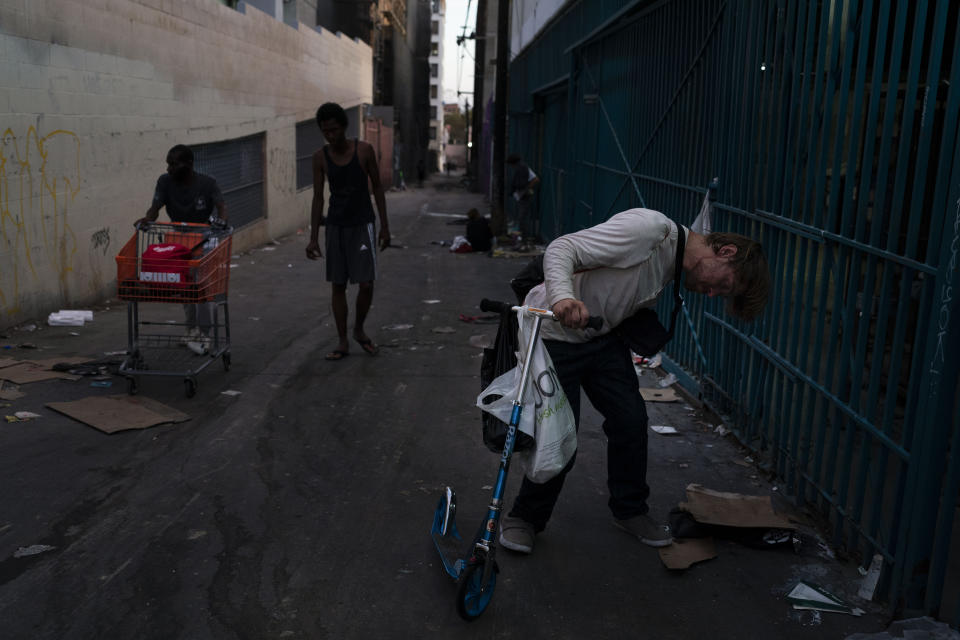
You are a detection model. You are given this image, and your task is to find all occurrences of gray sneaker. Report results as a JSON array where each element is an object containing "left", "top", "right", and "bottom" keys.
[
  {"left": 614, "top": 514, "right": 673, "bottom": 547},
  {"left": 499, "top": 515, "right": 535, "bottom": 554}
]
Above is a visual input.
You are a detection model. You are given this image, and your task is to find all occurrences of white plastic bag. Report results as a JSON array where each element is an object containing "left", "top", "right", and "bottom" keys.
[{"left": 476, "top": 310, "right": 577, "bottom": 483}]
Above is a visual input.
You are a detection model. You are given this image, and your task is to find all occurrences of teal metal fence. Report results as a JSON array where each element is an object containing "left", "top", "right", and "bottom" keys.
[{"left": 508, "top": 0, "right": 960, "bottom": 621}]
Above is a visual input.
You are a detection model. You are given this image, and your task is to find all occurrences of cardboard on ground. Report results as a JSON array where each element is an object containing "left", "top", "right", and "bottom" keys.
[
  {"left": 47, "top": 395, "right": 190, "bottom": 434},
  {"left": 639, "top": 387, "right": 680, "bottom": 402},
  {"left": 679, "top": 483, "right": 794, "bottom": 529},
  {"left": 659, "top": 537, "right": 717, "bottom": 570}
]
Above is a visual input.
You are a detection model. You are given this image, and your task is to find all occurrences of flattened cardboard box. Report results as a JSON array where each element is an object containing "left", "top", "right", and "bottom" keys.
[{"left": 47, "top": 395, "right": 190, "bottom": 434}]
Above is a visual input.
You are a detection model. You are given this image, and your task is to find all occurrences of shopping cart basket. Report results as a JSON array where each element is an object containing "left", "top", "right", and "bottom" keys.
[{"left": 115, "top": 220, "right": 233, "bottom": 397}]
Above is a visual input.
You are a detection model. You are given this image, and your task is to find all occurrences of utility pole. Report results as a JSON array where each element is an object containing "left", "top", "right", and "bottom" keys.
[
  {"left": 491, "top": 0, "right": 509, "bottom": 235},
  {"left": 470, "top": 0, "right": 487, "bottom": 191}
]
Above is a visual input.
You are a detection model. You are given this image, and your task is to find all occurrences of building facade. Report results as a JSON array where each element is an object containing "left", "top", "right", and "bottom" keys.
[
  {"left": 0, "top": 0, "right": 371, "bottom": 325},
  {"left": 427, "top": 0, "right": 445, "bottom": 172}
]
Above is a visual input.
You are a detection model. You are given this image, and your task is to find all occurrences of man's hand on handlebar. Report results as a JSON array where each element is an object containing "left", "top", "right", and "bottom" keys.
[{"left": 552, "top": 298, "right": 593, "bottom": 329}]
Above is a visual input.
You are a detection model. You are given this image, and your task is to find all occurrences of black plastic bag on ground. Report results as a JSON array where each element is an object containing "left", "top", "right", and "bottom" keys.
[{"left": 479, "top": 310, "right": 535, "bottom": 453}]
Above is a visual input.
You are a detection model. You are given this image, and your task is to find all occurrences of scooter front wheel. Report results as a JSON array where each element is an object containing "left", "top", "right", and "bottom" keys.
[{"left": 456, "top": 558, "right": 498, "bottom": 621}]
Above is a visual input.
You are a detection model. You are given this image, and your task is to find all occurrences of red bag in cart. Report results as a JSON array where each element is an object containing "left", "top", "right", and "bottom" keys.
[{"left": 140, "top": 243, "right": 191, "bottom": 286}]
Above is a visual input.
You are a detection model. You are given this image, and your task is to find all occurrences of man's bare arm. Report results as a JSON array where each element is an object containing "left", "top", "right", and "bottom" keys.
[
  {"left": 363, "top": 143, "right": 390, "bottom": 250},
  {"left": 306, "top": 151, "right": 326, "bottom": 259}
]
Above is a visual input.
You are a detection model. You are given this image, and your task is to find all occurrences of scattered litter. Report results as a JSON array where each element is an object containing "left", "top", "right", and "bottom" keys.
[
  {"left": 481, "top": 485, "right": 493, "bottom": 490},
  {"left": 90, "top": 381, "right": 112, "bottom": 388},
  {"left": 287, "top": 264, "right": 293, "bottom": 268},
  {"left": 432, "top": 326, "right": 456, "bottom": 334},
  {"left": 230, "top": 263, "right": 239, "bottom": 268},
  {"left": 221, "top": 390, "right": 242, "bottom": 397},
  {"left": 0, "top": 387, "right": 24, "bottom": 400},
  {"left": 383, "top": 324, "right": 414, "bottom": 331},
  {"left": 659, "top": 537, "right": 717, "bottom": 570},
  {"left": 714, "top": 424, "right": 730, "bottom": 436},
  {"left": 249, "top": 317, "right": 261, "bottom": 321},
  {"left": 650, "top": 425, "right": 679, "bottom": 435},
  {"left": 15, "top": 411, "right": 40, "bottom": 419},
  {"left": 261, "top": 246, "right": 276, "bottom": 251},
  {"left": 18, "top": 343, "right": 37, "bottom": 349},
  {"left": 20, "top": 323, "right": 37, "bottom": 332},
  {"left": 857, "top": 554, "right": 884, "bottom": 601},
  {"left": 658, "top": 372, "right": 678, "bottom": 388},
  {"left": 468, "top": 335, "right": 492, "bottom": 349},
  {"left": 678, "top": 484, "right": 794, "bottom": 530},
  {"left": 640, "top": 387, "right": 679, "bottom": 402},
  {"left": 47, "top": 395, "right": 191, "bottom": 434},
  {"left": 47, "top": 310, "right": 93, "bottom": 326},
  {"left": 69, "top": 331, "right": 80, "bottom": 336},
  {"left": 786, "top": 581, "right": 863, "bottom": 616},
  {"left": 104, "top": 350, "right": 127, "bottom": 356},
  {"left": 422, "top": 299, "right": 441, "bottom": 304},
  {"left": 13, "top": 544, "right": 56, "bottom": 558}
]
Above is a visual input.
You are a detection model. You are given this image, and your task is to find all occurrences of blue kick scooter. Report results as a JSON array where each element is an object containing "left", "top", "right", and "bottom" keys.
[{"left": 431, "top": 299, "right": 601, "bottom": 620}]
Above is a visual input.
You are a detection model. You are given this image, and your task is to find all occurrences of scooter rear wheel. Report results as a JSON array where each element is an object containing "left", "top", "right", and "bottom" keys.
[{"left": 456, "top": 558, "right": 497, "bottom": 620}]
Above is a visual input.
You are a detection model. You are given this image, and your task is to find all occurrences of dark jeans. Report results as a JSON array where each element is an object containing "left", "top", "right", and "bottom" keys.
[{"left": 509, "top": 334, "right": 650, "bottom": 531}]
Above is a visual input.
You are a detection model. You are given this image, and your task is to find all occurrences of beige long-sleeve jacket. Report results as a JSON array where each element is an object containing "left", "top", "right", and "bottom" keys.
[{"left": 524, "top": 208, "right": 683, "bottom": 343}]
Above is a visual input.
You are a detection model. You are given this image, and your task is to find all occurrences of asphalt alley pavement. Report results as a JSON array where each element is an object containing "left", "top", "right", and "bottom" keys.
[{"left": 0, "top": 175, "right": 890, "bottom": 639}]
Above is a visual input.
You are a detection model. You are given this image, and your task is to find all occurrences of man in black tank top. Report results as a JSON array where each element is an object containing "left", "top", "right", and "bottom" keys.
[{"left": 306, "top": 103, "right": 390, "bottom": 361}]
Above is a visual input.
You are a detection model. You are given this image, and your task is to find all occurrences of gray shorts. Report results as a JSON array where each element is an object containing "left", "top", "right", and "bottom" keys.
[{"left": 325, "top": 222, "right": 377, "bottom": 284}]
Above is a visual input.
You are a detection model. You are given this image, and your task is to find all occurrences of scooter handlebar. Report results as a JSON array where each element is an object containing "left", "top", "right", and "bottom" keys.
[{"left": 479, "top": 299, "right": 603, "bottom": 331}]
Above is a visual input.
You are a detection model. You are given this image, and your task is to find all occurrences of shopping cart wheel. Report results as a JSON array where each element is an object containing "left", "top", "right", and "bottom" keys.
[
  {"left": 184, "top": 378, "right": 197, "bottom": 398},
  {"left": 126, "top": 377, "right": 138, "bottom": 395},
  {"left": 222, "top": 352, "right": 231, "bottom": 371}
]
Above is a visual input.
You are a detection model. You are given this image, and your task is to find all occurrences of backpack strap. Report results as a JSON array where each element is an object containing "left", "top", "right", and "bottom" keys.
[{"left": 666, "top": 222, "right": 686, "bottom": 338}]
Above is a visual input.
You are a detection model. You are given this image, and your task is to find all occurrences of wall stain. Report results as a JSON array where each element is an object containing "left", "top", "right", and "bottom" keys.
[{"left": 0, "top": 126, "right": 80, "bottom": 315}]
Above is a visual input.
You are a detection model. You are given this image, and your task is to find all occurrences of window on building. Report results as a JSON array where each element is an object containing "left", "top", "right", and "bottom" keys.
[
  {"left": 430, "top": 42, "right": 439, "bottom": 57},
  {"left": 432, "top": 1, "right": 441, "bottom": 14},
  {"left": 429, "top": 127, "right": 437, "bottom": 140},
  {"left": 430, "top": 85, "right": 438, "bottom": 99},
  {"left": 431, "top": 20, "right": 439, "bottom": 35},
  {"left": 430, "top": 63, "right": 438, "bottom": 78},
  {"left": 193, "top": 133, "right": 265, "bottom": 229}
]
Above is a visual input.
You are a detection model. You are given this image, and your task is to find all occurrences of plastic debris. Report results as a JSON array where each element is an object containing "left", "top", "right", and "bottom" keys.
[
  {"left": 650, "top": 425, "right": 679, "bottom": 435},
  {"left": 47, "top": 310, "right": 93, "bottom": 326},
  {"left": 786, "top": 581, "right": 863, "bottom": 616},
  {"left": 15, "top": 411, "right": 41, "bottom": 420},
  {"left": 383, "top": 324, "right": 414, "bottom": 331},
  {"left": 422, "top": 299, "right": 441, "bottom": 304},
  {"left": 857, "top": 554, "right": 884, "bottom": 601},
  {"left": 432, "top": 326, "right": 456, "bottom": 334},
  {"left": 658, "top": 372, "right": 678, "bottom": 388},
  {"left": 90, "top": 381, "right": 112, "bottom": 388},
  {"left": 221, "top": 390, "right": 242, "bottom": 396},
  {"left": 468, "top": 335, "right": 492, "bottom": 349},
  {"left": 13, "top": 544, "right": 56, "bottom": 558}
]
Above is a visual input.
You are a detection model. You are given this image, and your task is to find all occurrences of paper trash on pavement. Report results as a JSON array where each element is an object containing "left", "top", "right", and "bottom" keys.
[
  {"left": 659, "top": 538, "right": 717, "bottom": 570},
  {"left": 640, "top": 387, "right": 680, "bottom": 402},
  {"left": 650, "top": 425, "right": 679, "bottom": 435},
  {"left": 786, "top": 581, "right": 863, "bottom": 616},
  {"left": 678, "top": 484, "right": 795, "bottom": 530}
]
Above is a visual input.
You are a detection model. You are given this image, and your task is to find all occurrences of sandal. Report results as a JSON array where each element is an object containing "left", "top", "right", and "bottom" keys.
[
  {"left": 325, "top": 349, "right": 349, "bottom": 361},
  {"left": 355, "top": 337, "right": 379, "bottom": 356}
]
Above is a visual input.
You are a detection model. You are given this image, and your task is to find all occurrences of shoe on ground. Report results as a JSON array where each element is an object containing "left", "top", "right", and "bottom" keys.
[
  {"left": 179, "top": 327, "right": 201, "bottom": 346},
  {"left": 613, "top": 514, "right": 673, "bottom": 547},
  {"left": 499, "top": 514, "right": 535, "bottom": 554},
  {"left": 186, "top": 334, "right": 210, "bottom": 356}
]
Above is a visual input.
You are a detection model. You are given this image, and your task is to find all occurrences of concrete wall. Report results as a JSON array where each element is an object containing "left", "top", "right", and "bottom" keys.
[{"left": 0, "top": 0, "right": 371, "bottom": 326}]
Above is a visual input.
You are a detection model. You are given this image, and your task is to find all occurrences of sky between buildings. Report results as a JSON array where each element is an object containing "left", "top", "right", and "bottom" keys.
[{"left": 443, "top": 1, "right": 476, "bottom": 110}]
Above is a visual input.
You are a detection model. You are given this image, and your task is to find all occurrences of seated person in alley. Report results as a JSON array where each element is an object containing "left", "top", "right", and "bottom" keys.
[{"left": 137, "top": 144, "right": 227, "bottom": 355}]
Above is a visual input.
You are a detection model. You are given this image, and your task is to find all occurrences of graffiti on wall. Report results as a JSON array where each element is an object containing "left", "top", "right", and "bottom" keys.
[{"left": 0, "top": 126, "right": 80, "bottom": 314}]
